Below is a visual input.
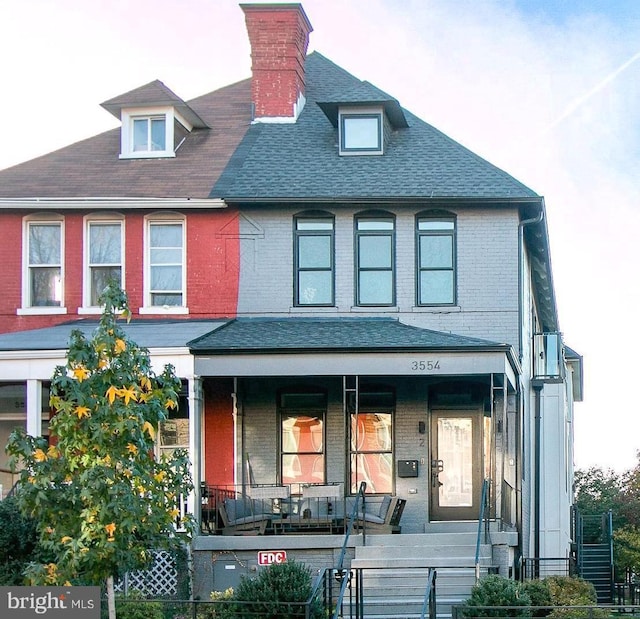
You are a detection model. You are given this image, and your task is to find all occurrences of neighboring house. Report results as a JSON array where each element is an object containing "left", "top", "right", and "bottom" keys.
[{"left": 0, "top": 2, "right": 582, "bottom": 605}]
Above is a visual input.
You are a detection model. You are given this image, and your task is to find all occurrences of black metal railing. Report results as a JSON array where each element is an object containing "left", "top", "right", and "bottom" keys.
[
  {"left": 475, "top": 478, "right": 491, "bottom": 582},
  {"left": 520, "top": 556, "right": 575, "bottom": 580}
]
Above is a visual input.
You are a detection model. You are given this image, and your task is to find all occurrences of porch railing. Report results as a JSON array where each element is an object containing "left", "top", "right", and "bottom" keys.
[{"left": 199, "top": 480, "right": 405, "bottom": 536}]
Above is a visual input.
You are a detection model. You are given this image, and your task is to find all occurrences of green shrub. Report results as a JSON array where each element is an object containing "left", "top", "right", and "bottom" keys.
[
  {"left": 544, "top": 576, "right": 608, "bottom": 619},
  {"left": 521, "top": 579, "right": 552, "bottom": 616},
  {"left": 115, "top": 592, "right": 164, "bottom": 619},
  {"left": 196, "top": 589, "right": 236, "bottom": 619},
  {"left": 232, "top": 560, "right": 323, "bottom": 619},
  {"left": 463, "top": 575, "right": 532, "bottom": 617}
]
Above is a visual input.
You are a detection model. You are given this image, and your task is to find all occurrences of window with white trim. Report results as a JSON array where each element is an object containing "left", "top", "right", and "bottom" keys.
[
  {"left": 145, "top": 218, "right": 185, "bottom": 309},
  {"left": 85, "top": 219, "right": 123, "bottom": 307},
  {"left": 120, "top": 106, "right": 191, "bottom": 159},
  {"left": 26, "top": 220, "right": 63, "bottom": 308}
]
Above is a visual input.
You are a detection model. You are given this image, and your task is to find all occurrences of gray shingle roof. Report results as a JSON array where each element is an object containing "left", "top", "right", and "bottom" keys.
[
  {"left": 212, "top": 52, "right": 539, "bottom": 202},
  {"left": 0, "top": 320, "right": 228, "bottom": 352},
  {"left": 188, "top": 317, "right": 504, "bottom": 353}
]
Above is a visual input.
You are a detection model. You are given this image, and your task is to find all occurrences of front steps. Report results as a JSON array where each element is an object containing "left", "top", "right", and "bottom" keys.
[{"left": 343, "top": 529, "right": 495, "bottom": 619}]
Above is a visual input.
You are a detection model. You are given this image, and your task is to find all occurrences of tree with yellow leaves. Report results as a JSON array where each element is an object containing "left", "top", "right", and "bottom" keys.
[{"left": 7, "top": 283, "right": 194, "bottom": 619}]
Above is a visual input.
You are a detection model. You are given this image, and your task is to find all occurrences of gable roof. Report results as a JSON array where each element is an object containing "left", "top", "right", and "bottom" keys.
[
  {"left": 0, "top": 80, "right": 252, "bottom": 199},
  {"left": 188, "top": 317, "right": 506, "bottom": 354},
  {"left": 211, "top": 52, "right": 540, "bottom": 203}
]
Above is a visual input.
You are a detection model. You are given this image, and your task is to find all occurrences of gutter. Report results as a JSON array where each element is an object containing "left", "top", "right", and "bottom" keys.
[{"left": 0, "top": 197, "right": 227, "bottom": 210}]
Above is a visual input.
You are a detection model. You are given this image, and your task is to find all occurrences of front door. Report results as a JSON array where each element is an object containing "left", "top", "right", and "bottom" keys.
[{"left": 430, "top": 409, "right": 483, "bottom": 521}]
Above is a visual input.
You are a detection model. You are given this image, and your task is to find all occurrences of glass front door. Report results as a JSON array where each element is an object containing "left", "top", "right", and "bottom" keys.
[{"left": 430, "top": 409, "right": 483, "bottom": 521}]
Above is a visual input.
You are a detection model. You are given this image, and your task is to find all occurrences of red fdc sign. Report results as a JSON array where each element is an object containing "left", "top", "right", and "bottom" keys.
[{"left": 258, "top": 550, "right": 287, "bottom": 566}]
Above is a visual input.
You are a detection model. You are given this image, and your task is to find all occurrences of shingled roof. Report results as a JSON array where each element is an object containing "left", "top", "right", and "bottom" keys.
[
  {"left": 211, "top": 52, "right": 540, "bottom": 203},
  {"left": 188, "top": 317, "right": 506, "bottom": 354},
  {"left": 0, "top": 80, "right": 252, "bottom": 199}
]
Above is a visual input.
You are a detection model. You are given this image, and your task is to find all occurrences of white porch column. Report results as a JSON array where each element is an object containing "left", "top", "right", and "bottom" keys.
[
  {"left": 26, "top": 379, "right": 42, "bottom": 437},
  {"left": 188, "top": 376, "right": 203, "bottom": 518}
]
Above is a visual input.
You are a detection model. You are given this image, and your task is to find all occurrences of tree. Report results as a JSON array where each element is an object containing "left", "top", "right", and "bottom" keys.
[{"left": 7, "top": 284, "right": 194, "bottom": 619}]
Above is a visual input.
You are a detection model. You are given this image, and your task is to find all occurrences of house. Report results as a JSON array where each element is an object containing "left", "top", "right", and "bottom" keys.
[{"left": 0, "top": 1, "right": 582, "bottom": 607}]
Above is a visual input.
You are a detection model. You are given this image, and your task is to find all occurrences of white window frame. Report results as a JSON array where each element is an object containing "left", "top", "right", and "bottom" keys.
[
  {"left": 79, "top": 214, "right": 125, "bottom": 314},
  {"left": 140, "top": 214, "right": 188, "bottom": 315},
  {"left": 119, "top": 106, "right": 192, "bottom": 159},
  {"left": 18, "top": 215, "right": 67, "bottom": 315},
  {"left": 339, "top": 106, "right": 384, "bottom": 156}
]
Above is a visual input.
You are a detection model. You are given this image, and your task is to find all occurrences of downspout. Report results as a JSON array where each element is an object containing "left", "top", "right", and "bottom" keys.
[
  {"left": 232, "top": 377, "right": 240, "bottom": 487},
  {"left": 518, "top": 205, "right": 544, "bottom": 567}
]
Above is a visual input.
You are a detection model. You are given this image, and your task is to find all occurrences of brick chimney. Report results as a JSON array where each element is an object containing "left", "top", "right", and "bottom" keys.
[{"left": 241, "top": 3, "right": 313, "bottom": 122}]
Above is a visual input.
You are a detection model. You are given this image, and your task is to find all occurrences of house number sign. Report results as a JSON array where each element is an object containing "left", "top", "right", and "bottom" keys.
[{"left": 410, "top": 360, "right": 441, "bottom": 371}]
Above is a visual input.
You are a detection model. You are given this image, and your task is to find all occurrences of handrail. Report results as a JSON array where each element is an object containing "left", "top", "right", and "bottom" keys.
[
  {"left": 475, "top": 478, "right": 490, "bottom": 582},
  {"left": 336, "top": 481, "right": 367, "bottom": 571},
  {"left": 333, "top": 481, "right": 367, "bottom": 619},
  {"left": 420, "top": 568, "right": 437, "bottom": 619}
]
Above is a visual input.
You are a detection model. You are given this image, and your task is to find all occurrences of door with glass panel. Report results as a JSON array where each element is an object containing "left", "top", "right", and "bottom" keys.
[{"left": 430, "top": 410, "right": 482, "bottom": 520}]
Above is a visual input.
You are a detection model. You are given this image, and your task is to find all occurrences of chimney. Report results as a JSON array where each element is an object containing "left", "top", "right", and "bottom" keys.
[{"left": 241, "top": 3, "right": 313, "bottom": 122}]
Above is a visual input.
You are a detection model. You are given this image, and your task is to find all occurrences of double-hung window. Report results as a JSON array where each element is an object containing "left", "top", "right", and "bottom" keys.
[
  {"left": 145, "top": 218, "right": 185, "bottom": 310},
  {"left": 355, "top": 215, "right": 395, "bottom": 306},
  {"left": 417, "top": 215, "right": 456, "bottom": 305},
  {"left": 294, "top": 215, "right": 334, "bottom": 306},
  {"left": 279, "top": 391, "right": 326, "bottom": 490},
  {"left": 86, "top": 219, "right": 123, "bottom": 307},
  {"left": 26, "top": 220, "right": 63, "bottom": 308},
  {"left": 349, "top": 388, "right": 394, "bottom": 494}
]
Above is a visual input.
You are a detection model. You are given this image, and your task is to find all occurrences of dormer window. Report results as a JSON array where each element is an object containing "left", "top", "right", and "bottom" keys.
[
  {"left": 119, "top": 106, "right": 191, "bottom": 159},
  {"left": 339, "top": 108, "right": 383, "bottom": 155}
]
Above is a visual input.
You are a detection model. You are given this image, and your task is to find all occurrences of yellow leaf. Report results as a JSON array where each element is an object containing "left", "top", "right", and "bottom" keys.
[
  {"left": 169, "top": 508, "right": 180, "bottom": 519},
  {"left": 165, "top": 399, "right": 177, "bottom": 410},
  {"left": 154, "top": 471, "right": 166, "bottom": 482},
  {"left": 61, "top": 536, "right": 72, "bottom": 544},
  {"left": 106, "top": 385, "right": 119, "bottom": 404},
  {"left": 47, "top": 445, "right": 59, "bottom": 459},
  {"left": 75, "top": 406, "right": 91, "bottom": 419},
  {"left": 73, "top": 366, "right": 90, "bottom": 382},
  {"left": 33, "top": 448, "right": 47, "bottom": 462},
  {"left": 114, "top": 339, "right": 126, "bottom": 354},
  {"left": 126, "top": 443, "right": 138, "bottom": 455},
  {"left": 140, "top": 376, "right": 152, "bottom": 391},
  {"left": 119, "top": 385, "right": 138, "bottom": 406},
  {"left": 142, "top": 421, "right": 156, "bottom": 440},
  {"left": 105, "top": 523, "right": 116, "bottom": 538}
]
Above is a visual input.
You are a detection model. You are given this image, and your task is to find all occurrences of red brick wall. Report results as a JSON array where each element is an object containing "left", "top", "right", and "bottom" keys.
[
  {"left": 203, "top": 378, "right": 235, "bottom": 486},
  {"left": 0, "top": 209, "right": 240, "bottom": 334},
  {"left": 242, "top": 4, "right": 312, "bottom": 119}
]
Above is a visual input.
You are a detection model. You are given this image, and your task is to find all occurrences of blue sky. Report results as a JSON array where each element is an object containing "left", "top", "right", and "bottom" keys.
[{"left": 0, "top": 0, "right": 638, "bottom": 471}]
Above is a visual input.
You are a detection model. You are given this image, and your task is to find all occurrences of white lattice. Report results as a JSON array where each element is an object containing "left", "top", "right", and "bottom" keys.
[{"left": 115, "top": 550, "right": 178, "bottom": 597}]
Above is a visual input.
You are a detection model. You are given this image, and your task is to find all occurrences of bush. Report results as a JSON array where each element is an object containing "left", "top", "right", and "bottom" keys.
[
  {"left": 196, "top": 589, "right": 236, "bottom": 619},
  {"left": 521, "top": 579, "right": 552, "bottom": 616},
  {"left": 0, "top": 496, "right": 44, "bottom": 585},
  {"left": 463, "top": 575, "right": 532, "bottom": 617},
  {"left": 544, "top": 576, "right": 607, "bottom": 619},
  {"left": 114, "top": 592, "right": 164, "bottom": 619},
  {"left": 232, "top": 560, "right": 323, "bottom": 619}
]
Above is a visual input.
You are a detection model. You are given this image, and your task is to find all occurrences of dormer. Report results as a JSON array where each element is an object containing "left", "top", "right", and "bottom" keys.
[
  {"left": 101, "top": 80, "right": 208, "bottom": 159},
  {"left": 318, "top": 83, "right": 409, "bottom": 156}
]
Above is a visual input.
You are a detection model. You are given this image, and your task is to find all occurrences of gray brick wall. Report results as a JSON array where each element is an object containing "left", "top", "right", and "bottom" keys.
[{"left": 237, "top": 205, "right": 520, "bottom": 348}]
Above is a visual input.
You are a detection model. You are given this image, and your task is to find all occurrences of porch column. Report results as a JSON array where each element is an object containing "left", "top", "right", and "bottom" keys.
[
  {"left": 25, "top": 379, "right": 42, "bottom": 437},
  {"left": 188, "top": 376, "right": 204, "bottom": 518}
]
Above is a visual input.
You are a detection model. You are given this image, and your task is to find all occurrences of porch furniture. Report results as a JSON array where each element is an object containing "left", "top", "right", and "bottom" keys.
[
  {"left": 276, "top": 483, "right": 344, "bottom": 534},
  {"left": 218, "top": 497, "right": 273, "bottom": 535},
  {"left": 350, "top": 495, "right": 406, "bottom": 533}
]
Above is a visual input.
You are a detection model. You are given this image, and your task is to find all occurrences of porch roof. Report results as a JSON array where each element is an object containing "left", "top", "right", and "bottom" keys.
[{"left": 189, "top": 318, "right": 519, "bottom": 386}]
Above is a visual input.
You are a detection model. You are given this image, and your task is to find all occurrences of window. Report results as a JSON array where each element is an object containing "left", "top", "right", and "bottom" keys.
[
  {"left": 86, "top": 219, "right": 123, "bottom": 307},
  {"left": 417, "top": 215, "right": 456, "bottom": 305},
  {"left": 349, "top": 388, "right": 394, "bottom": 494},
  {"left": 355, "top": 214, "right": 395, "bottom": 306},
  {"left": 157, "top": 384, "right": 189, "bottom": 459},
  {"left": 26, "top": 221, "right": 63, "bottom": 307},
  {"left": 145, "top": 218, "right": 185, "bottom": 310},
  {"left": 279, "top": 391, "right": 326, "bottom": 490},
  {"left": 340, "top": 111, "right": 383, "bottom": 154},
  {"left": 294, "top": 215, "right": 334, "bottom": 306},
  {"left": 133, "top": 116, "right": 166, "bottom": 152},
  {"left": 120, "top": 106, "right": 191, "bottom": 159}
]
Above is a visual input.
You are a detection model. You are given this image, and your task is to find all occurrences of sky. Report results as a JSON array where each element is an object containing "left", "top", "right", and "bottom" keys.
[{"left": 1, "top": 0, "right": 638, "bottom": 472}]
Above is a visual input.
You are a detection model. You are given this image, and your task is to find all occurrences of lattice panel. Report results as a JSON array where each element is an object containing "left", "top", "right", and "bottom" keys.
[{"left": 114, "top": 550, "right": 178, "bottom": 597}]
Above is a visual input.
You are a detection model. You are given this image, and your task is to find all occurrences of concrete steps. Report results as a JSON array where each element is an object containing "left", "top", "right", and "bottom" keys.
[{"left": 342, "top": 532, "right": 493, "bottom": 619}]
